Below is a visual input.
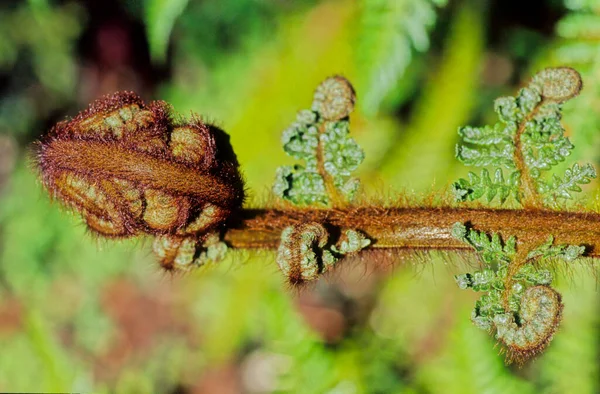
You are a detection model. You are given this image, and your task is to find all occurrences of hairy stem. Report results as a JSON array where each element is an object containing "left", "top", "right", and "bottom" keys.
[
  {"left": 503, "top": 243, "right": 535, "bottom": 310},
  {"left": 225, "top": 207, "right": 600, "bottom": 255},
  {"left": 514, "top": 102, "right": 543, "bottom": 209}
]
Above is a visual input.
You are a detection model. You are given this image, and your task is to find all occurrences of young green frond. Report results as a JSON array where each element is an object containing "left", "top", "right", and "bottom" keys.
[
  {"left": 452, "top": 223, "right": 583, "bottom": 363},
  {"left": 273, "top": 76, "right": 364, "bottom": 205},
  {"left": 453, "top": 67, "right": 594, "bottom": 207},
  {"left": 451, "top": 222, "right": 515, "bottom": 265}
]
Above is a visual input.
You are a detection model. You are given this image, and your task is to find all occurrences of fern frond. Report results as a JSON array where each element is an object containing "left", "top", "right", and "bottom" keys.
[
  {"left": 454, "top": 67, "right": 594, "bottom": 207},
  {"left": 273, "top": 77, "right": 364, "bottom": 205},
  {"left": 453, "top": 224, "right": 584, "bottom": 362},
  {"left": 356, "top": 0, "right": 447, "bottom": 114}
]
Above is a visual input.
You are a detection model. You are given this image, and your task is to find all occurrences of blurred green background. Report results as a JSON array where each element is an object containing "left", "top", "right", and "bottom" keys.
[{"left": 1, "top": 0, "right": 600, "bottom": 392}]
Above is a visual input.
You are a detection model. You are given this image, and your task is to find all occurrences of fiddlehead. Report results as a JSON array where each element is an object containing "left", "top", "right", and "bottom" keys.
[
  {"left": 452, "top": 223, "right": 583, "bottom": 363},
  {"left": 277, "top": 222, "right": 336, "bottom": 286},
  {"left": 453, "top": 67, "right": 594, "bottom": 208},
  {"left": 276, "top": 222, "right": 371, "bottom": 286},
  {"left": 273, "top": 76, "right": 364, "bottom": 206},
  {"left": 35, "top": 91, "right": 244, "bottom": 270},
  {"left": 494, "top": 285, "right": 563, "bottom": 362}
]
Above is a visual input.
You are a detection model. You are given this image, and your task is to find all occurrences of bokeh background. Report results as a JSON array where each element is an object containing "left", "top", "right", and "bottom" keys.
[{"left": 1, "top": 0, "right": 600, "bottom": 392}]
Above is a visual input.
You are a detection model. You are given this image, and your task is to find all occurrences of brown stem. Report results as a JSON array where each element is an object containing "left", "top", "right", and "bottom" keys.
[
  {"left": 514, "top": 101, "right": 544, "bottom": 209},
  {"left": 502, "top": 241, "right": 536, "bottom": 310},
  {"left": 225, "top": 206, "right": 600, "bottom": 256}
]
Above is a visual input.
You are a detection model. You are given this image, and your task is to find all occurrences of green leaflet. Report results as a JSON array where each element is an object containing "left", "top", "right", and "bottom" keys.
[
  {"left": 273, "top": 77, "right": 364, "bottom": 205},
  {"left": 538, "top": 163, "right": 596, "bottom": 204},
  {"left": 526, "top": 235, "right": 585, "bottom": 262},
  {"left": 452, "top": 168, "right": 521, "bottom": 204},
  {"left": 273, "top": 166, "right": 328, "bottom": 205},
  {"left": 451, "top": 222, "right": 516, "bottom": 266}
]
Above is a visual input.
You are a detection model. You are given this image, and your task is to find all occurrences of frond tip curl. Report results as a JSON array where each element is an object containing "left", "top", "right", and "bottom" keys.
[
  {"left": 273, "top": 76, "right": 365, "bottom": 205},
  {"left": 276, "top": 222, "right": 370, "bottom": 286}
]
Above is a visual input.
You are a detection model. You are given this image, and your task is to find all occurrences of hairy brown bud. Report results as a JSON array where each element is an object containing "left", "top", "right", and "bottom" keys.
[
  {"left": 276, "top": 222, "right": 336, "bottom": 285},
  {"left": 35, "top": 92, "right": 244, "bottom": 269}
]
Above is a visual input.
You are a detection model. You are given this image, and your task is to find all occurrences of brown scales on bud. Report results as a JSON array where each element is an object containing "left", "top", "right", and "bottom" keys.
[{"left": 35, "top": 91, "right": 244, "bottom": 271}]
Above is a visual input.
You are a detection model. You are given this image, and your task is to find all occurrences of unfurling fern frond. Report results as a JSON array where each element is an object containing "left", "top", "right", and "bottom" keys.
[
  {"left": 452, "top": 223, "right": 585, "bottom": 363},
  {"left": 356, "top": 0, "right": 447, "bottom": 115},
  {"left": 453, "top": 67, "right": 595, "bottom": 207},
  {"left": 273, "top": 76, "right": 364, "bottom": 206}
]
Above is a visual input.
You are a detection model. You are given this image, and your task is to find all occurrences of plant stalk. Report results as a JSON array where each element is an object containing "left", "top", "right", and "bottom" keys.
[
  {"left": 514, "top": 101, "right": 544, "bottom": 209},
  {"left": 225, "top": 206, "right": 600, "bottom": 256}
]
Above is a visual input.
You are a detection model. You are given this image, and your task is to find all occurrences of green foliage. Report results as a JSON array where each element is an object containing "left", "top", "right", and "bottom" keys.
[
  {"left": 378, "top": 2, "right": 484, "bottom": 191},
  {"left": 526, "top": 235, "right": 585, "bottom": 262},
  {"left": 454, "top": 67, "right": 596, "bottom": 206},
  {"left": 356, "top": 0, "right": 447, "bottom": 114},
  {"left": 555, "top": 0, "right": 600, "bottom": 66},
  {"left": 538, "top": 163, "right": 596, "bottom": 204},
  {"left": 144, "top": 0, "right": 315, "bottom": 64},
  {"left": 272, "top": 109, "right": 328, "bottom": 205},
  {"left": 144, "top": 0, "right": 190, "bottom": 62},
  {"left": 550, "top": 0, "right": 600, "bottom": 164},
  {"left": 273, "top": 77, "right": 364, "bottom": 205},
  {"left": 451, "top": 222, "right": 515, "bottom": 266}
]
